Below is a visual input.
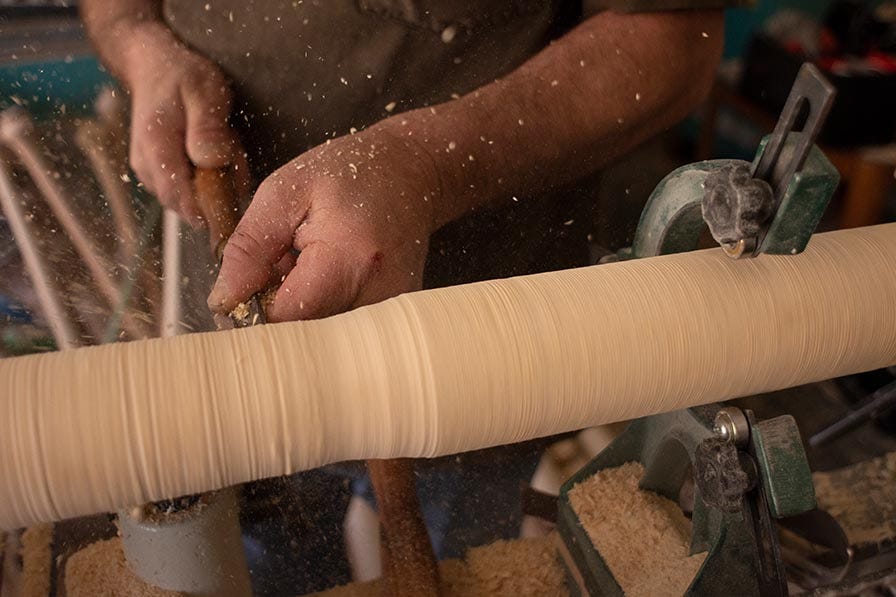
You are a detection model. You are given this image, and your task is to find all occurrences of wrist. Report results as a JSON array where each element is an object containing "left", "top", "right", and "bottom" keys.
[
  {"left": 376, "top": 102, "right": 500, "bottom": 233},
  {"left": 117, "top": 21, "right": 183, "bottom": 88},
  {"left": 87, "top": 14, "right": 181, "bottom": 89},
  {"left": 370, "top": 117, "right": 448, "bottom": 235}
]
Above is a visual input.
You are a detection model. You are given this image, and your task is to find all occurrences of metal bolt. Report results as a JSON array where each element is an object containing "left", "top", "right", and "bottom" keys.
[
  {"left": 714, "top": 407, "right": 750, "bottom": 448},
  {"left": 722, "top": 237, "right": 757, "bottom": 259}
]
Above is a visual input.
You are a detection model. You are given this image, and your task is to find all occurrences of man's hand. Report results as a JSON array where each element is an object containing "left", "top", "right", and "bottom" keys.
[
  {"left": 80, "top": 0, "right": 243, "bottom": 224},
  {"left": 123, "top": 24, "right": 243, "bottom": 224},
  {"left": 207, "top": 127, "right": 439, "bottom": 321}
]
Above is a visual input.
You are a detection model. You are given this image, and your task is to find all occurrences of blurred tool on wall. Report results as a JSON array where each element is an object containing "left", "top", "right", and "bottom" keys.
[{"left": 698, "top": 0, "right": 896, "bottom": 231}]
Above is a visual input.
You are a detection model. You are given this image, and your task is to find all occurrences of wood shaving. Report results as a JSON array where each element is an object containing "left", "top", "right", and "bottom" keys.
[
  {"left": 461, "top": 534, "right": 566, "bottom": 596},
  {"left": 63, "top": 534, "right": 565, "bottom": 597},
  {"left": 313, "top": 535, "right": 566, "bottom": 596},
  {"left": 229, "top": 301, "right": 250, "bottom": 321},
  {"left": 64, "top": 538, "right": 180, "bottom": 596},
  {"left": 21, "top": 523, "right": 53, "bottom": 597},
  {"left": 568, "top": 462, "right": 706, "bottom": 596}
]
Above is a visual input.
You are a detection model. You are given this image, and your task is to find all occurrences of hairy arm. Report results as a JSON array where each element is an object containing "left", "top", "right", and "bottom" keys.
[
  {"left": 405, "top": 10, "right": 724, "bottom": 228},
  {"left": 210, "top": 9, "right": 724, "bottom": 321}
]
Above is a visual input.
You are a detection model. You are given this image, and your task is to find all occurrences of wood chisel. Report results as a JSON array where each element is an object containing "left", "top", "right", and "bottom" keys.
[{"left": 193, "top": 167, "right": 266, "bottom": 328}]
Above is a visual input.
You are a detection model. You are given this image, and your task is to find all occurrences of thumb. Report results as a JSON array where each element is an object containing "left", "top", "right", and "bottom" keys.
[
  {"left": 207, "top": 179, "right": 304, "bottom": 313},
  {"left": 181, "top": 72, "right": 239, "bottom": 168}
]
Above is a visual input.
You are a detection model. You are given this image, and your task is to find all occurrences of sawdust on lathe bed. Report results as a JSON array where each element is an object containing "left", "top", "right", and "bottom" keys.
[
  {"left": 21, "top": 523, "right": 53, "bottom": 596},
  {"left": 567, "top": 462, "right": 706, "bottom": 596},
  {"left": 463, "top": 534, "right": 566, "bottom": 595},
  {"left": 63, "top": 534, "right": 566, "bottom": 597},
  {"left": 65, "top": 538, "right": 180, "bottom": 596},
  {"left": 314, "top": 534, "right": 567, "bottom": 597},
  {"left": 814, "top": 451, "right": 896, "bottom": 546}
]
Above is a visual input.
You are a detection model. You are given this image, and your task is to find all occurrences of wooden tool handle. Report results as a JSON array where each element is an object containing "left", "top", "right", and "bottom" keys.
[
  {"left": 368, "top": 458, "right": 440, "bottom": 596},
  {"left": 194, "top": 168, "right": 240, "bottom": 261}
]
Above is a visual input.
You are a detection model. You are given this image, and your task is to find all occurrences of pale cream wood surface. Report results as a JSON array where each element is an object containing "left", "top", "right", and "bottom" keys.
[{"left": 1, "top": 224, "right": 895, "bottom": 530}]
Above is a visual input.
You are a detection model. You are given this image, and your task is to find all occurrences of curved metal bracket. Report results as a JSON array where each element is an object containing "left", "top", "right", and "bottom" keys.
[{"left": 625, "top": 160, "right": 747, "bottom": 260}]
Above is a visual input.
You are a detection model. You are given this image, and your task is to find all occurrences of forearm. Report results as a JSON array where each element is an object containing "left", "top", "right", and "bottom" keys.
[
  {"left": 380, "top": 10, "right": 724, "bottom": 230},
  {"left": 80, "top": 0, "right": 173, "bottom": 87}
]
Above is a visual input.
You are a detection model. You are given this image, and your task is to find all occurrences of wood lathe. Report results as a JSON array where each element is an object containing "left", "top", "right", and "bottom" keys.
[{"left": 1, "top": 65, "right": 895, "bottom": 595}]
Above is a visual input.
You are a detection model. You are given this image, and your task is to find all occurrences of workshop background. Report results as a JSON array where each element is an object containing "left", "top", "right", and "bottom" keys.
[{"left": 1, "top": 0, "right": 895, "bottom": 596}]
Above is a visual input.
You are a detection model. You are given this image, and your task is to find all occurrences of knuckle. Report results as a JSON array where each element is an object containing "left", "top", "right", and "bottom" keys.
[
  {"left": 254, "top": 176, "right": 277, "bottom": 198},
  {"left": 226, "top": 226, "right": 277, "bottom": 265},
  {"left": 342, "top": 243, "right": 383, "bottom": 289},
  {"left": 254, "top": 177, "right": 290, "bottom": 207}
]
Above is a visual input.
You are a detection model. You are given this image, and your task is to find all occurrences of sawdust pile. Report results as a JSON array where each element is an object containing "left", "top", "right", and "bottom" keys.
[
  {"left": 63, "top": 534, "right": 566, "bottom": 597},
  {"left": 314, "top": 535, "right": 567, "bottom": 596},
  {"left": 464, "top": 534, "right": 567, "bottom": 594},
  {"left": 65, "top": 538, "right": 180, "bottom": 596},
  {"left": 814, "top": 451, "right": 896, "bottom": 546},
  {"left": 21, "top": 523, "right": 53, "bottom": 596},
  {"left": 567, "top": 462, "right": 706, "bottom": 596}
]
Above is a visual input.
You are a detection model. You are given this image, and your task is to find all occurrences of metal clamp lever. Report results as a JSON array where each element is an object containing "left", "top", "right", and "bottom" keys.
[
  {"left": 703, "top": 63, "right": 837, "bottom": 258},
  {"left": 752, "top": 63, "right": 837, "bottom": 199}
]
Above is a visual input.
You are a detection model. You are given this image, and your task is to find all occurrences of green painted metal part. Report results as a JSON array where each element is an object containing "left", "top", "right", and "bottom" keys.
[
  {"left": 623, "top": 159, "right": 738, "bottom": 260},
  {"left": 558, "top": 408, "right": 757, "bottom": 596},
  {"left": 751, "top": 415, "right": 816, "bottom": 518},
  {"left": 557, "top": 131, "right": 836, "bottom": 594},
  {"left": 756, "top": 136, "right": 840, "bottom": 256},
  {"left": 557, "top": 408, "right": 818, "bottom": 595},
  {"left": 620, "top": 134, "right": 839, "bottom": 261}
]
